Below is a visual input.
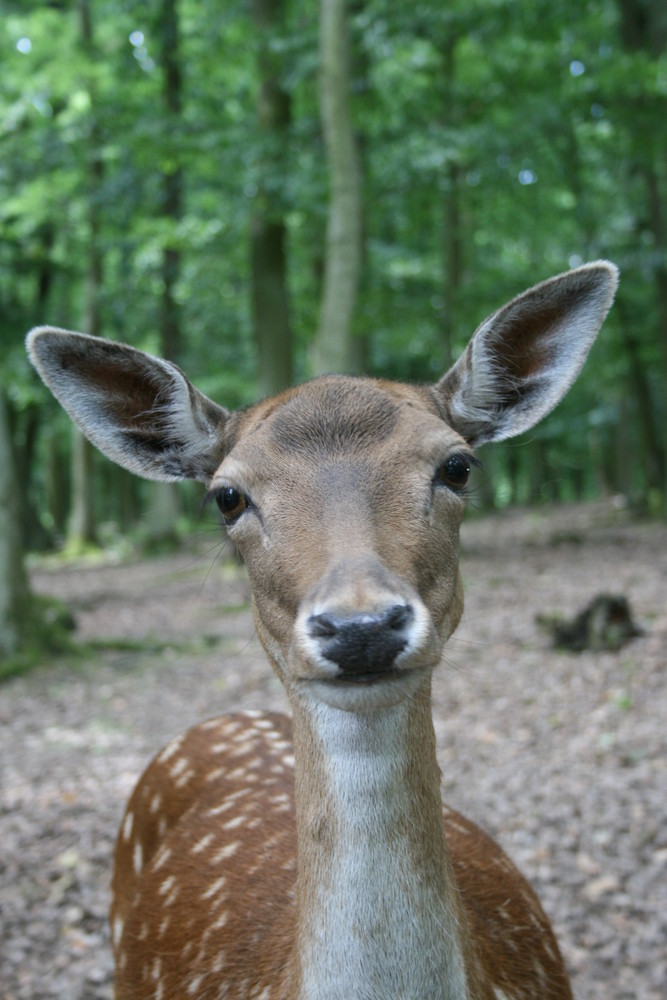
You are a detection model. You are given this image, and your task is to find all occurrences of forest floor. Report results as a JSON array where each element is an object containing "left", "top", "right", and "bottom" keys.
[{"left": 1, "top": 500, "right": 666, "bottom": 999}]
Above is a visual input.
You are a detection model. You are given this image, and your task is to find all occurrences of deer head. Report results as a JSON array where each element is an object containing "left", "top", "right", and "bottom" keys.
[{"left": 27, "top": 263, "right": 617, "bottom": 715}]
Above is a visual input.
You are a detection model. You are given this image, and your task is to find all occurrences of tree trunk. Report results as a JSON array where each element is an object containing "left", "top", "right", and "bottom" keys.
[
  {"left": 441, "top": 160, "right": 462, "bottom": 372},
  {"left": 311, "top": 0, "right": 363, "bottom": 375},
  {"left": 251, "top": 219, "right": 293, "bottom": 395},
  {"left": 618, "top": 0, "right": 667, "bottom": 57},
  {"left": 616, "top": 0, "right": 667, "bottom": 510},
  {"left": 160, "top": 0, "right": 183, "bottom": 363},
  {"left": 68, "top": 429, "right": 98, "bottom": 546},
  {"left": 439, "top": 37, "right": 461, "bottom": 372},
  {"left": 68, "top": 0, "right": 102, "bottom": 550},
  {"left": 0, "top": 388, "right": 30, "bottom": 660},
  {"left": 29, "top": 224, "right": 58, "bottom": 547},
  {"left": 250, "top": 0, "right": 293, "bottom": 398},
  {"left": 145, "top": 0, "right": 185, "bottom": 545},
  {"left": 643, "top": 166, "right": 667, "bottom": 507},
  {"left": 616, "top": 304, "right": 665, "bottom": 502},
  {"left": 45, "top": 427, "right": 68, "bottom": 540}
]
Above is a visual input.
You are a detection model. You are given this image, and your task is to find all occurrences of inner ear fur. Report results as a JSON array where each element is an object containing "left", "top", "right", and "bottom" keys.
[
  {"left": 26, "top": 327, "right": 229, "bottom": 482},
  {"left": 434, "top": 262, "right": 619, "bottom": 447}
]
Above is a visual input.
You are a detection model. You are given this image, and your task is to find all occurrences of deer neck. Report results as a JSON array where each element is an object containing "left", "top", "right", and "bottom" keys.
[{"left": 286, "top": 681, "right": 472, "bottom": 1000}]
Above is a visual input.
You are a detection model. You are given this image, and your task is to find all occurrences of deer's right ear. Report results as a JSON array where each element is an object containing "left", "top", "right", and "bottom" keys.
[{"left": 26, "top": 328, "right": 230, "bottom": 482}]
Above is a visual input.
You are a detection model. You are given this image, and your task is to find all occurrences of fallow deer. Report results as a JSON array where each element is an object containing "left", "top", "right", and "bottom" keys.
[{"left": 27, "top": 261, "right": 618, "bottom": 1000}]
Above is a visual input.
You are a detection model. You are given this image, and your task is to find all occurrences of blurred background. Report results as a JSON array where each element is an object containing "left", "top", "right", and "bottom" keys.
[{"left": 1, "top": 0, "right": 666, "bottom": 664}]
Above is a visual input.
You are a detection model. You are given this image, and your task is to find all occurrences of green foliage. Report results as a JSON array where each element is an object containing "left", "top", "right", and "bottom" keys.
[{"left": 2, "top": 0, "right": 666, "bottom": 559}]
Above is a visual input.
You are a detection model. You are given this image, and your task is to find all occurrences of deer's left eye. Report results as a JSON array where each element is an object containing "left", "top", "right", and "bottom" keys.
[
  {"left": 434, "top": 454, "right": 471, "bottom": 492},
  {"left": 215, "top": 487, "right": 248, "bottom": 522}
]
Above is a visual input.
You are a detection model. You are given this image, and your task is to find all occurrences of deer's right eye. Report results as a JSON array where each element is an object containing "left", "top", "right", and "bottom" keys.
[
  {"left": 215, "top": 487, "right": 248, "bottom": 522},
  {"left": 434, "top": 454, "right": 472, "bottom": 493}
]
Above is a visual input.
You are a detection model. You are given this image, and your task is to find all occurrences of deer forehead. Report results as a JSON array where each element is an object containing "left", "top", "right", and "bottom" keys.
[{"left": 215, "top": 375, "right": 465, "bottom": 498}]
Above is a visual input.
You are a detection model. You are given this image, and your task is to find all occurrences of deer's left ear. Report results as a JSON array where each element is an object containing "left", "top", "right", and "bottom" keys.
[{"left": 434, "top": 262, "right": 619, "bottom": 447}]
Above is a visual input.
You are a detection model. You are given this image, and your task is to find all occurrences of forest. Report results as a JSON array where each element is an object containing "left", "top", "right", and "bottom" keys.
[{"left": 1, "top": 0, "right": 666, "bottom": 662}]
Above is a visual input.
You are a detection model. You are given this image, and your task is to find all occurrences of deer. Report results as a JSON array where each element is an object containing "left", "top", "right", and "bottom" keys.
[{"left": 27, "top": 260, "right": 618, "bottom": 1000}]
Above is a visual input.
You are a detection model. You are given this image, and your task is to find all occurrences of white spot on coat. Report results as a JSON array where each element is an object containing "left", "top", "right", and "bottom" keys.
[
  {"left": 133, "top": 841, "right": 143, "bottom": 876},
  {"left": 122, "top": 811, "right": 134, "bottom": 841},
  {"left": 211, "top": 841, "right": 240, "bottom": 863},
  {"left": 192, "top": 832, "right": 215, "bottom": 854},
  {"left": 112, "top": 915, "right": 124, "bottom": 947}
]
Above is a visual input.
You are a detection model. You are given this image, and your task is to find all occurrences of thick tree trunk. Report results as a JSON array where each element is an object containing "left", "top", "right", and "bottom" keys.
[
  {"left": 0, "top": 388, "right": 30, "bottom": 660},
  {"left": 311, "top": 0, "right": 363, "bottom": 375},
  {"left": 250, "top": 0, "right": 293, "bottom": 397}
]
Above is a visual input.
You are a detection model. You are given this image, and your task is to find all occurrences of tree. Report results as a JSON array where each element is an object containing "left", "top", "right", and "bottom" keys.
[
  {"left": 614, "top": 0, "right": 667, "bottom": 508},
  {"left": 250, "top": 0, "right": 294, "bottom": 397},
  {"left": 159, "top": 0, "right": 184, "bottom": 362},
  {"left": 67, "top": 0, "right": 103, "bottom": 550},
  {"left": 145, "top": 0, "right": 187, "bottom": 547},
  {"left": 0, "top": 387, "right": 30, "bottom": 662},
  {"left": 311, "top": 0, "right": 364, "bottom": 375}
]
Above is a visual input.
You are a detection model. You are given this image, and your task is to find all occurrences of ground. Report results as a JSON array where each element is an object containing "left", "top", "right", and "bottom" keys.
[{"left": 1, "top": 500, "right": 665, "bottom": 999}]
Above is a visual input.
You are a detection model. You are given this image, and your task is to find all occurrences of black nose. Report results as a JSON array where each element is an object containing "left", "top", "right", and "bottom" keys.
[{"left": 307, "top": 604, "right": 414, "bottom": 676}]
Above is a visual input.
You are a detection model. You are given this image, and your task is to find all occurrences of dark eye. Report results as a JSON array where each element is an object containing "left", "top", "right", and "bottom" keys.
[
  {"left": 215, "top": 487, "right": 248, "bottom": 522},
  {"left": 435, "top": 454, "right": 471, "bottom": 492}
]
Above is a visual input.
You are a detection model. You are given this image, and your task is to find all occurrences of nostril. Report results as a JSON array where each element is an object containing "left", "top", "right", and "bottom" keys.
[
  {"left": 386, "top": 604, "right": 414, "bottom": 631},
  {"left": 308, "top": 613, "right": 338, "bottom": 639},
  {"left": 306, "top": 604, "right": 415, "bottom": 677}
]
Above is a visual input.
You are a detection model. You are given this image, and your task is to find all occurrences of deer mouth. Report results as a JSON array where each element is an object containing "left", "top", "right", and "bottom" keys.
[
  {"left": 306, "top": 663, "right": 427, "bottom": 711},
  {"left": 325, "top": 668, "right": 406, "bottom": 685}
]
